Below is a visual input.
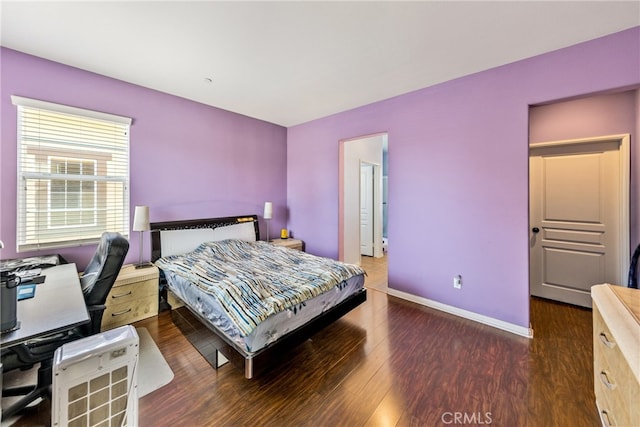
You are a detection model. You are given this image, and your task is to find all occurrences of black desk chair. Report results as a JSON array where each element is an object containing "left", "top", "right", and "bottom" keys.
[
  {"left": 629, "top": 243, "right": 640, "bottom": 289},
  {"left": 1, "top": 232, "right": 129, "bottom": 420}
]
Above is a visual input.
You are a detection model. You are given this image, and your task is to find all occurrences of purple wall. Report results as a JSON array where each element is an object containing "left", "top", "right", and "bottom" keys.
[
  {"left": 0, "top": 48, "right": 288, "bottom": 269},
  {"left": 287, "top": 27, "right": 640, "bottom": 329},
  {"left": 530, "top": 90, "right": 639, "bottom": 249},
  {"left": 2, "top": 28, "right": 638, "bottom": 330}
]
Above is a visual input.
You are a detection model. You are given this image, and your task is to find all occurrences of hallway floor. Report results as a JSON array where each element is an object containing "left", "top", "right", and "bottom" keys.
[{"left": 360, "top": 254, "right": 387, "bottom": 292}]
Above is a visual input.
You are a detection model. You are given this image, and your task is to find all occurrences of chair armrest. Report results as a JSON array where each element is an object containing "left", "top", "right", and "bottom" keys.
[
  {"left": 82, "top": 304, "right": 107, "bottom": 336},
  {"left": 3, "top": 329, "right": 78, "bottom": 367},
  {"left": 87, "top": 304, "right": 106, "bottom": 314}
]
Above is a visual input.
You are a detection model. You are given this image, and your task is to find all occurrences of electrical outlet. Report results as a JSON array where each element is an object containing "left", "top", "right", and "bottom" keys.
[{"left": 453, "top": 275, "right": 462, "bottom": 289}]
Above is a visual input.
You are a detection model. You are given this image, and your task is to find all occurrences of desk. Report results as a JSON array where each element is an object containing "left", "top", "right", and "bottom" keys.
[
  {"left": 1, "top": 263, "right": 89, "bottom": 349},
  {"left": 1, "top": 263, "right": 89, "bottom": 421}
]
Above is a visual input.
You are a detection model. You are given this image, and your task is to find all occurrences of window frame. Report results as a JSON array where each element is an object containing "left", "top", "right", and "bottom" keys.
[{"left": 12, "top": 96, "right": 132, "bottom": 252}]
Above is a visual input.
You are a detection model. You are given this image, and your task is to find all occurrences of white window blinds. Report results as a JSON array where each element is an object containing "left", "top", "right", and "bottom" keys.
[{"left": 12, "top": 96, "right": 132, "bottom": 252}]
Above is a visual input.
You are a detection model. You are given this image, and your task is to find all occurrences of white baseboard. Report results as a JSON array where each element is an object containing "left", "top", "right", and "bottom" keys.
[{"left": 386, "top": 288, "right": 534, "bottom": 338}]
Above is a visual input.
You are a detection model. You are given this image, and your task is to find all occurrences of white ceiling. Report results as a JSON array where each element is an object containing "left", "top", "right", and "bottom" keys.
[{"left": 1, "top": 1, "right": 639, "bottom": 127}]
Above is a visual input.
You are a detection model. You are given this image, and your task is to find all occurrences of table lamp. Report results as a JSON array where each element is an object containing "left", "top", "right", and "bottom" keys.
[
  {"left": 264, "top": 202, "right": 273, "bottom": 242},
  {"left": 133, "top": 205, "right": 152, "bottom": 268}
]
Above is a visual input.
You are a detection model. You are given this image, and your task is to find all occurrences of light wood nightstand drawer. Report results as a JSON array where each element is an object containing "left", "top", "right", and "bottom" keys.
[
  {"left": 108, "top": 277, "right": 157, "bottom": 301},
  {"left": 112, "top": 264, "right": 159, "bottom": 286},
  {"left": 101, "top": 265, "right": 159, "bottom": 330},
  {"left": 102, "top": 295, "right": 158, "bottom": 329},
  {"left": 270, "top": 238, "right": 303, "bottom": 251}
]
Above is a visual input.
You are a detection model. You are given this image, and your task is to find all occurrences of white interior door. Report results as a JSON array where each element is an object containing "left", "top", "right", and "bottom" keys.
[
  {"left": 360, "top": 162, "right": 374, "bottom": 256},
  {"left": 529, "top": 135, "right": 629, "bottom": 308}
]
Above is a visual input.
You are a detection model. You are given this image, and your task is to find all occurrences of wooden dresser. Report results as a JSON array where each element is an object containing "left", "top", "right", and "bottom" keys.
[
  {"left": 591, "top": 284, "right": 639, "bottom": 426},
  {"left": 101, "top": 264, "right": 159, "bottom": 330}
]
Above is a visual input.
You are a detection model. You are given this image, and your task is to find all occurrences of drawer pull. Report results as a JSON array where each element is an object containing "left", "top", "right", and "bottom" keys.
[
  {"left": 600, "top": 409, "right": 614, "bottom": 427},
  {"left": 599, "top": 371, "right": 617, "bottom": 390},
  {"left": 112, "top": 308, "right": 132, "bottom": 317},
  {"left": 112, "top": 291, "right": 133, "bottom": 299},
  {"left": 599, "top": 332, "right": 616, "bottom": 348}
]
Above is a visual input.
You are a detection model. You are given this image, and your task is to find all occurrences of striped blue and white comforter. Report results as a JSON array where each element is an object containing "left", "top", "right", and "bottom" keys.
[{"left": 155, "top": 239, "right": 365, "bottom": 336}]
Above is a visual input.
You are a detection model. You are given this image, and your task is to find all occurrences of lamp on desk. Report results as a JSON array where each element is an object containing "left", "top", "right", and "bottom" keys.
[
  {"left": 132, "top": 205, "right": 152, "bottom": 269},
  {"left": 263, "top": 201, "right": 273, "bottom": 242}
]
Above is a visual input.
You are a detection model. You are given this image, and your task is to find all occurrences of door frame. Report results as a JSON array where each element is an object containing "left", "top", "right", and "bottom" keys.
[
  {"left": 529, "top": 133, "right": 630, "bottom": 292},
  {"left": 339, "top": 133, "right": 386, "bottom": 264},
  {"left": 360, "top": 161, "right": 376, "bottom": 257}
]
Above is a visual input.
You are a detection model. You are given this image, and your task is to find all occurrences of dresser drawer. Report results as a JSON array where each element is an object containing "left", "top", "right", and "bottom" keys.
[
  {"left": 595, "top": 363, "right": 640, "bottom": 426},
  {"left": 592, "top": 289, "right": 640, "bottom": 426},
  {"left": 593, "top": 306, "right": 639, "bottom": 426}
]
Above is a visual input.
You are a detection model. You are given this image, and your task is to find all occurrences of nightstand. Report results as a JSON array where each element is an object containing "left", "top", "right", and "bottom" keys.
[
  {"left": 270, "top": 238, "right": 304, "bottom": 251},
  {"left": 101, "top": 264, "right": 159, "bottom": 330}
]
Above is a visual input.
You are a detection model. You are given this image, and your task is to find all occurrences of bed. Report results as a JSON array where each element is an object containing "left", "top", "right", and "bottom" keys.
[{"left": 150, "top": 214, "right": 367, "bottom": 379}]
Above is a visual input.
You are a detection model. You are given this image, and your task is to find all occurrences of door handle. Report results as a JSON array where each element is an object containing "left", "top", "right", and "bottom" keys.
[{"left": 532, "top": 227, "right": 540, "bottom": 233}]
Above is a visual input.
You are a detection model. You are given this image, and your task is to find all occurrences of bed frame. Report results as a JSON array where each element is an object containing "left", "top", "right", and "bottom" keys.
[{"left": 150, "top": 214, "right": 367, "bottom": 379}]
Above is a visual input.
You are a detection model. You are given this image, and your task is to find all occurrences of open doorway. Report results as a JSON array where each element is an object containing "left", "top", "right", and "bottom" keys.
[{"left": 339, "top": 133, "right": 388, "bottom": 291}]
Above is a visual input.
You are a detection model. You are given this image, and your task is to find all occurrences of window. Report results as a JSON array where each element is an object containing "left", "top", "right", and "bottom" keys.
[
  {"left": 50, "top": 157, "right": 97, "bottom": 228},
  {"left": 12, "top": 96, "right": 131, "bottom": 252}
]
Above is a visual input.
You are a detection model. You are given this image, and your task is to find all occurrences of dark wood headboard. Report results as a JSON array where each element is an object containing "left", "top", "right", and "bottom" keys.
[{"left": 150, "top": 214, "right": 259, "bottom": 262}]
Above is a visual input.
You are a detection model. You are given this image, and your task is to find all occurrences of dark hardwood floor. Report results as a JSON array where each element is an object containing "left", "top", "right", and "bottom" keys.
[{"left": 6, "top": 256, "right": 598, "bottom": 426}]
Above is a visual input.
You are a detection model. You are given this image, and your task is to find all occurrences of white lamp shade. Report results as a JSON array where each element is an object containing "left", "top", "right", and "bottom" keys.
[
  {"left": 132, "top": 206, "right": 150, "bottom": 231},
  {"left": 263, "top": 202, "right": 273, "bottom": 220}
]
